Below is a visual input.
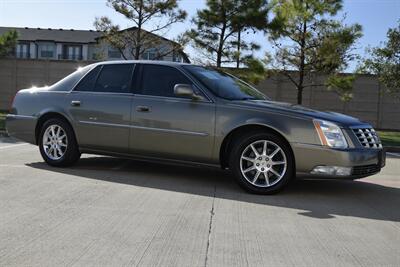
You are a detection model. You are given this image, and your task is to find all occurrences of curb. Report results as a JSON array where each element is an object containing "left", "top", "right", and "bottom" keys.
[{"left": 385, "top": 146, "right": 400, "bottom": 153}]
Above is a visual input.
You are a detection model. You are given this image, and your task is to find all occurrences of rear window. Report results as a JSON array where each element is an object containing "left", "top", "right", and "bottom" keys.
[
  {"left": 95, "top": 64, "right": 134, "bottom": 93},
  {"left": 74, "top": 64, "right": 134, "bottom": 93}
]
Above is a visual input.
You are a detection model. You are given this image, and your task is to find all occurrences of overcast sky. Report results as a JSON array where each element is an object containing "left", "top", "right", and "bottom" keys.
[{"left": 0, "top": 0, "right": 399, "bottom": 70}]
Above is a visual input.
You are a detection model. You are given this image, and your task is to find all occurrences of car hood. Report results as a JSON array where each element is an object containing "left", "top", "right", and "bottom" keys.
[{"left": 232, "top": 99, "right": 368, "bottom": 127}]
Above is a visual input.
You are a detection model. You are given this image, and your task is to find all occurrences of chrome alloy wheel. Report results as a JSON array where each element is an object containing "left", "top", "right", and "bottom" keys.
[
  {"left": 42, "top": 124, "right": 68, "bottom": 160},
  {"left": 240, "top": 140, "right": 287, "bottom": 187}
]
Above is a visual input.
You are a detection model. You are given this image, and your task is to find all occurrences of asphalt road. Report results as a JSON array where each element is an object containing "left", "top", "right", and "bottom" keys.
[{"left": 1, "top": 137, "right": 399, "bottom": 267}]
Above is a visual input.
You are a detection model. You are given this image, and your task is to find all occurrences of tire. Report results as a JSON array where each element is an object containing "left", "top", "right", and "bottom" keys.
[
  {"left": 229, "top": 131, "right": 294, "bottom": 194},
  {"left": 38, "top": 118, "right": 81, "bottom": 167}
]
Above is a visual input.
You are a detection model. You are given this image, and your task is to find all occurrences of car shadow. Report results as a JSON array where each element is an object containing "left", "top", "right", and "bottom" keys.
[{"left": 27, "top": 156, "right": 400, "bottom": 223}]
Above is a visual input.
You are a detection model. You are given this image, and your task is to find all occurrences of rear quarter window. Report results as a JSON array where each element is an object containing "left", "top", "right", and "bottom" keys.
[
  {"left": 50, "top": 65, "right": 93, "bottom": 91},
  {"left": 74, "top": 66, "right": 101, "bottom": 91}
]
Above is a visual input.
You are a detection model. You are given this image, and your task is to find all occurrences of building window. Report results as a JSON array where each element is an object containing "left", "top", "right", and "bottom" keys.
[
  {"left": 63, "top": 45, "right": 82, "bottom": 60},
  {"left": 39, "top": 43, "right": 55, "bottom": 58},
  {"left": 142, "top": 49, "right": 162, "bottom": 60},
  {"left": 172, "top": 52, "right": 183, "bottom": 62},
  {"left": 16, "top": 42, "right": 30, "bottom": 58},
  {"left": 108, "top": 47, "right": 122, "bottom": 59}
]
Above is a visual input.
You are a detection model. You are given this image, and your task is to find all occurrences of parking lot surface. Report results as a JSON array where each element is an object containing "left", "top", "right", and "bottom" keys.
[{"left": 1, "top": 137, "right": 399, "bottom": 266}]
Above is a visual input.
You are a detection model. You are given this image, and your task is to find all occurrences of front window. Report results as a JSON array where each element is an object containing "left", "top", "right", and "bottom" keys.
[
  {"left": 139, "top": 64, "right": 196, "bottom": 98},
  {"left": 183, "top": 65, "right": 266, "bottom": 100}
]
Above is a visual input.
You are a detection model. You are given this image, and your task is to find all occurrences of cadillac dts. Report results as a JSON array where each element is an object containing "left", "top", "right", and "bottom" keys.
[{"left": 6, "top": 61, "right": 386, "bottom": 194}]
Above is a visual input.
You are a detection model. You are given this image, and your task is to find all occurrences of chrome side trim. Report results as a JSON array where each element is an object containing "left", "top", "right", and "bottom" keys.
[
  {"left": 6, "top": 114, "right": 36, "bottom": 119},
  {"left": 132, "top": 93, "right": 212, "bottom": 103},
  {"left": 131, "top": 124, "right": 209, "bottom": 137},
  {"left": 79, "top": 120, "right": 130, "bottom": 128},
  {"left": 79, "top": 120, "right": 208, "bottom": 137}
]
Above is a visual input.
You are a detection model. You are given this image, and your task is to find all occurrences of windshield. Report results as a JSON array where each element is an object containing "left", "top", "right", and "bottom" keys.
[{"left": 183, "top": 65, "right": 267, "bottom": 100}]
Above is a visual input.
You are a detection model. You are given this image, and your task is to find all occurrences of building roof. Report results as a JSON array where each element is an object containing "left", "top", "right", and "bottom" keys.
[{"left": 0, "top": 26, "right": 102, "bottom": 43}]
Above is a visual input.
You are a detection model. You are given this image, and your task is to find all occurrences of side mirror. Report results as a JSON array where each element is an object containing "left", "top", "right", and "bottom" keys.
[{"left": 174, "top": 84, "right": 203, "bottom": 100}]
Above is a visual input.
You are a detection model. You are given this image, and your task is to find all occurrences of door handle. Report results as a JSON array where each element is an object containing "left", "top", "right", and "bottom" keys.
[
  {"left": 136, "top": 106, "right": 150, "bottom": 112},
  {"left": 71, "top": 100, "right": 81, "bottom": 107}
]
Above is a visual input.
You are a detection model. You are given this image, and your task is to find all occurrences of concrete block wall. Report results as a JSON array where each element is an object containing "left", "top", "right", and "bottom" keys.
[
  {"left": 0, "top": 58, "right": 399, "bottom": 130},
  {"left": 257, "top": 74, "right": 400, "bottom": 130},
  {"left": 0, "top": 59, "right": 88, "bottom": 110}
]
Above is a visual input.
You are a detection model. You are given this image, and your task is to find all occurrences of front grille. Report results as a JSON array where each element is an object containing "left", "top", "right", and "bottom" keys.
[
  {"left": 352, "top": 128, "right": 382, "bottom": 148},
  {"left": 352, "top": 164, "right": 380, "bottom": 176}
]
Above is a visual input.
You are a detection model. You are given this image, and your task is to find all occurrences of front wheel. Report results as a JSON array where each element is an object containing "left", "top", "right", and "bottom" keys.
[
  {"left": 38, "top": 118, "right": 80, "bottom": 167},
  {"left": 229, "top": 132, "right": 294, "bottom": 194}
]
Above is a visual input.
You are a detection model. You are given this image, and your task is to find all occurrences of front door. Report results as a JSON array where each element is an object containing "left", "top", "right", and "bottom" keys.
[
  {"left": 130, "top": 64, "right": 215, "bottom": 163},
  {"left": 68, "top": 64, "right": 135, "bottom": 153}
]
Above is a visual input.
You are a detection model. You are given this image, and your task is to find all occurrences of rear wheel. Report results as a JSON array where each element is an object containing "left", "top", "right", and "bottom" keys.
[
  {"left": 39, "top": 118, "right": 80, "bottom": 167},
  {"left": 229, "top": 132, "right": 294, "bottom": 194}
]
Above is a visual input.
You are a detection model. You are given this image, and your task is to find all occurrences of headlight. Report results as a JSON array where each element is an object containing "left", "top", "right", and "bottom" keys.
[{"left": 313, "top": 120, "right": 348, "bottom": 148}]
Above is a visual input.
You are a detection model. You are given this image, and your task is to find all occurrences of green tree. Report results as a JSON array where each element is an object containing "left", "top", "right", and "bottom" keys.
[
  {"left": 230, "top": 0, "right": 269, "bottom": 68},
  {"left": 187, "top": 0, "right": 269, "bottom": 67},
  {"left": 0, "top": 30, "right": 18, "bottom": 58},
  {"left": 267, "top": 0, "right": 362, "bottom": 104},
  {"left": 94, "top": 0, "right": 187, "bottom": 60},
  {"left": 361, "top": 21, "right": 400, "bottom": 94}
]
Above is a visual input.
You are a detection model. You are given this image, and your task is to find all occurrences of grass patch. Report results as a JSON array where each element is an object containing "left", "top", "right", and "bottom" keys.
[
  {"left": 378, "top": 131, "right": 400, "bottom": 147},
  {"left": 0, "top": 111, "right": 6, "bottom": 131}
]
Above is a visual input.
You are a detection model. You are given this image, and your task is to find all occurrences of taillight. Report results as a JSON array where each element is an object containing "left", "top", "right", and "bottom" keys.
[{"left": 9, "top": 94, "right": 16, "bottom": 113}]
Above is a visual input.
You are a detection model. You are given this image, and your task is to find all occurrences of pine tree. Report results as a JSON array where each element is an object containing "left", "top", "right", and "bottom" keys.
[
  {"left": 187, "top": 0, "right": 269, "bottom": 67},
  {"left": 267, "top": 0, "right": 362, "bottom": 104},
  {"left": 95, "top": 0, "right": 187, "bottom": 60},
  {"left": 361, "top": 21, "right": 400, "bottom": 94},
  {"left": 0, "top": 30, "right": 18, "bottom": 58}
]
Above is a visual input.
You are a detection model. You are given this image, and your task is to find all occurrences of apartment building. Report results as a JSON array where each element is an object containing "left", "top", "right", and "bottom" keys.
[{"left": 0, "top": 26, "right": 189, "bottom": 63}]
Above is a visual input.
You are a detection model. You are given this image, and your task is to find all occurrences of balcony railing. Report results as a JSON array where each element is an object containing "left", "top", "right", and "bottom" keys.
[
  {"left": 16, "top": 52, "right": 30, "bottom": 59},
  {"left": 58, "top": 54, "right": 83, "bottom": 60}
]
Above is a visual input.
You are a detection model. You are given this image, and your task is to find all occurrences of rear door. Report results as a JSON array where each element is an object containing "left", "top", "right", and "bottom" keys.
[
  {"left": 130, "top": 64, "right": 215, "bottom": 163},
  {"left": 68, "top": 64, "right": 135, "bottom": 153}
]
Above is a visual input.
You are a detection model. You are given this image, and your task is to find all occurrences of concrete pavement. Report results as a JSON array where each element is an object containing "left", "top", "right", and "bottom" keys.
[{"left": 0, "top": 139, "right": 399, "bottom": 266}]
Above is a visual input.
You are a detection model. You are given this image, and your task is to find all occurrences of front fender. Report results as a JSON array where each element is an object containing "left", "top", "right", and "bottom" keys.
[{"left": 212, "top": 104, "right": 321, "bottom": 162}]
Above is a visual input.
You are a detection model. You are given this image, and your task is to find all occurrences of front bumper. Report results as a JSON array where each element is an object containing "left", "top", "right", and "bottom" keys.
[{"left": 292, "top": 143, "right": 385, "bottom": 179}]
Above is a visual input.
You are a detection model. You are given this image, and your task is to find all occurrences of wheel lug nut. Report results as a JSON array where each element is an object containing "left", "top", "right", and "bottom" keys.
[
  {"left": 267, "top": 164, "right": 270, "bottom": 168},
  {"left": 261, "top": 168, "right": 264, "bottom": 171},
  {"left": 256, "top": 163, "right": 260, "bottom": 166}
]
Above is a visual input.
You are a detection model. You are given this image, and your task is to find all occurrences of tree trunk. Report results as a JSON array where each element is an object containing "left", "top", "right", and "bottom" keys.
[
  {"left": 236, "top": 30, "right": 241, "bottom": 69},
  {"left": 216, "top": 6, "right": 227, "bottom": 68},
  {"left": 134, "top": 0, "right": 143, "bottom": 60},
  {"left": 297, "top": 18, "right": 307, "bottom": 105},
  {"left": 297, "top": 86, "right": 303, "bottom": 105},
  {"left": 216, "top": 24, "right": 226, "bottom": 68}
]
